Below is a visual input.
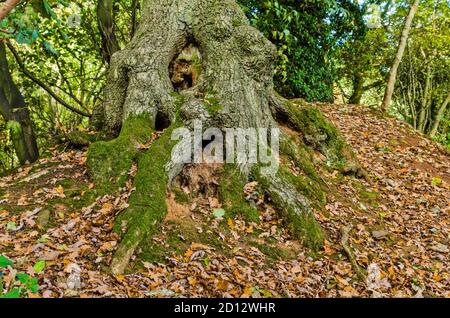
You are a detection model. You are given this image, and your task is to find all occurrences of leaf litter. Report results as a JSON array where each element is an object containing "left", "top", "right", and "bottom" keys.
[{"left": 0, "top": 104, "right": 448, "bottom": 298}]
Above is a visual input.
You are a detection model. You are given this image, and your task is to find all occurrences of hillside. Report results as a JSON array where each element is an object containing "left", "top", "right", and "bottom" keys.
[{"left": 0, "top": 103, "right": 448, "bottom": 298}]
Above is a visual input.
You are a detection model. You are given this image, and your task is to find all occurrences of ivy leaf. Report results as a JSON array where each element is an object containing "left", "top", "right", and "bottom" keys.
[
  {"left": 0, "top": 288, "right": 20, "bottom": 298},
  {"left": 43, "top": 41, "right": 58, "bottom": 56},
  {"left": 16, "top": 273, "right": 39, "bottom": 294},
  {"left": 33, "top": 260, "right": 46, "bottom": 273},
  {"left": 0, "top": 255, "right": 13, "bottom": 268},
  {"left": 212, "top": 208, "right": 225, "bottom": 218}
]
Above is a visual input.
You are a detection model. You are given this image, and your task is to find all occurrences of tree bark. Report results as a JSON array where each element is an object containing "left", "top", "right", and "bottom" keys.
[
  {"left": 380, "top": 0, "right": 420, "bottom": 112},
  {"left": 429, "top": 91, "right": 450, "bottom": 138},
  {"left": 349, "top": 74, "right": 364, "bottom": 105},
  {"left": 97, "top": 0, "right": 121, "bottom": 64},
  {"left": 90, "top": 0, "right": 359, "bottom": 274},
  {"left": 0, "top": 0, "right": 20, "bottom": 21},
  {"left": 0, "top": 42, "right": 39, "bottom": 165}
]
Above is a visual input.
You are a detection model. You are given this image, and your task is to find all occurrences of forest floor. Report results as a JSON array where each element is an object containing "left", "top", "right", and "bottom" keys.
[{"left": 0, "top": 104, "right": 448, "bottom": 298}]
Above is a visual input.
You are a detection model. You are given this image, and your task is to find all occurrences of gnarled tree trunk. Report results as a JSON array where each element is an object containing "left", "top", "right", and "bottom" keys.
[{"left": 89, "top": 0, "right": 360, "bottom": 274}]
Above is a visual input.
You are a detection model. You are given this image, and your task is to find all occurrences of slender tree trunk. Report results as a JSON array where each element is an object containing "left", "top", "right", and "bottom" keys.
[
  {"left": 429, "top": 91, "right": 450, "bottom": 138},
  {"left": 130, "top": 0, "right": 139, "bottom": 39},
  {"left": 349, "top": 74, "right": 364, "bottom": 105},
  {"left": 381, "top": 0, "right": 420, "bottom": 112},
  {"left": 418, "top": 64, "right": 432, "bottom": 133},
  {"left": 97, "top": 0, "right": 121, "bottom": 63},
  {"left": 0, "top": 0, "right": 20, "bottom": 21},
  {"left": 0, "top": 42, "right": 39, "bottom": 165}
]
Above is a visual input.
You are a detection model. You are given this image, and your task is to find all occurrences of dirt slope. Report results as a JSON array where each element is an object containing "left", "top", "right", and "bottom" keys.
[{"left": 0, "top": 104, "right": 448, "bottom": 298}]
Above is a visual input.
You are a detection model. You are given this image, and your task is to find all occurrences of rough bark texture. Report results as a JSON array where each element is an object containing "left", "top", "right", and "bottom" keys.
[
  {"left": 89, "top": 0, "right": 359, "bottom": 274},
  {"left": 0, "top": 42, "right": 39, "bottom": 165}
]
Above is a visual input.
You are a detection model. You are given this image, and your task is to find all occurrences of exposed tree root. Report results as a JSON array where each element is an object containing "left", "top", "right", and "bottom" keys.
[
  {"left": 340, "top": 224, "right": 367, "bottom": 283},
  {"left": 111, "top": 126, "right": 178, "bottom": 275},
  {"left": 84, "top": 0, "right": 368, "bottom": 274},
  {"left": 253, "top": 168, "right": 324, "bottom": 250},
  {"left": 270, "top": 92, "right": 365, "bottom": 178},
  {"left": 87, "top": 116, "right": 155, "bottom": 193}
]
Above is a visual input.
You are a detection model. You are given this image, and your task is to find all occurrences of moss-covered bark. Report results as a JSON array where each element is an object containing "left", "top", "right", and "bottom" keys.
[
  {"left": 270, "top": 93, "right": 361, "bottom": 174},
  {"left": 0, "top": 42, "right": 39, "bottom": 165},
  {"left": 219, "top": 164, "right": 259, "bottom": 222},
  {"left": 86, "top": 0, "right": 362, "bottom": 274},
  {"left": 87, "top": 116, "right": 154, "bottom": 193},
  {"left": 111, "top": 125, "right": 179, "bottom": 274},
  {"left": 252, "top": 167, "right": 324, "bottom": 250}
]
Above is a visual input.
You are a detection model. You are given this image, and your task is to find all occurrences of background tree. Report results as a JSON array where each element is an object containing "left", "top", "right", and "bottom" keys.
[
  {"left": 0, "top": 41, "right": 39, "bottom": 165},
  {"left": 381, "top": 0, "right": 420, "bottom": 112}
]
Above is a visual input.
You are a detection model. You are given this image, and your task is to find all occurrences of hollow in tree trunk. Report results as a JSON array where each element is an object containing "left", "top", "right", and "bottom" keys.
[{"left": 88, "top": 0, "right": 361, "bottom": 275}]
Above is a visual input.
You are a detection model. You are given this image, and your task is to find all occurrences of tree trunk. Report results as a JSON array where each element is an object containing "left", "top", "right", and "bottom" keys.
[
  {"left": 0, "top": 0, "right": 20, "bottom": 21},
  {"left": 97, "top": 0, "right": 121, "bottom": 64},
  {"left": 418, "top": 64, "right": 432, "bottom": 133},
  {"left": 429, "top": 91, "right": 450, "bottom": 138},
  {"left": 89, "top": 0, "right": 360, "bottom": 274},
  {"left": 0, "top": 42, "right": 39, "bottom": 165},
  {"left": 381, "top": 0, "right": 420, "bottom": 112},
  {"left": 349, "top": 74, "right": 364, "bottom": 105}
]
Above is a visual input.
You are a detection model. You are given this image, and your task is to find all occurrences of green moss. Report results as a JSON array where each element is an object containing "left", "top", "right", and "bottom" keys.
[
  {"left": 280, "top": 136, "right": 319, "bottom": 181},
  {"left": 112, "top": 124, "right": 179, "bottom": 266},
  {"left": 136, "top": 221, "right": 229, "bottom": 267},
  {"left": 203, "top": 93, "right": 223, "bottom": 116},
  {"left": 172, "top": 187, "right": 190, "bottom": 204},
  {"left": 360, "top": 190, "right": 380, "bottom": 207},
  {"left": 249, "top": 242, "right": 296, "bottom": 264},
  {"left": 278, "top": 167, "right": 326, "bottom": 208},
  {"left": 87, "top": 115, "right": 154, "bottom": 193},
  {"left": 252, "top": 167, "right": 324, "bottom": 251},
  {"left": 219, "top": 164, "right": 259, "bottom": 222},
  {"left": 284, "top": 102, "right": 353, "bottom": 169}
]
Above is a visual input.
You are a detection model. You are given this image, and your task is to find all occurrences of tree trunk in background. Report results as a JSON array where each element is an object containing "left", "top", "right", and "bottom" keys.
[
  {"left": 0, "top": 0, "right": 20, "bottom": 21},
  {"left": 0, "top": 42, "right": 39, "bottom": 165},
  {"left": 418, "top": 64, "right": 432, "bottom": 133},
  {"left": 97, "top": 0, "right": 121, "bottom": 63},
  {"left": 430, "top": 91, "right": 450, "bottom": 138},
  {"left": 349, "top": 74, "right": 364, "bottom": 105},
  {"left": 381, "top": 0, "right": 420, "bottom": 112}
]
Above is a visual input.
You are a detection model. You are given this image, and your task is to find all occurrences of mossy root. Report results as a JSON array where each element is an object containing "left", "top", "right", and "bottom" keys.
[
  {"left": 253, "top": 167, "right": 324, "bottom": 250},
  {"left": 111, "top": 126, "right": 178, "bottom": 275},
  {"left": 87, "top": 116, "right": 155, "bottom": 193}
]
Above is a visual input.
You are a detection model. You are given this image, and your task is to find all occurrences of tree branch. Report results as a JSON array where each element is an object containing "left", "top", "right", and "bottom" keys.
[
  {"left": 363, "top": 80, "right": 384, "bottom": 91},
  {"left": 6, "top": 41, "right": 91, "bottom": 118},
  {"left": 0, "top": 0, "right": 21, "bottom": 22}
]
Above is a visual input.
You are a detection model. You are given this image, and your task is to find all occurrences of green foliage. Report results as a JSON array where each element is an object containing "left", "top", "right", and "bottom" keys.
[
  {"left": 239, "top": 0, "right": 357, "bottom": 102},
  {"left": 394, "top": 0, "right": 450, "bottom": 139},
  {"left": 6, "top": 120, "right": 22, "bottom": 136},
  {"left": 0, "top": 255, "right": 40, "bottom": 298}
]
